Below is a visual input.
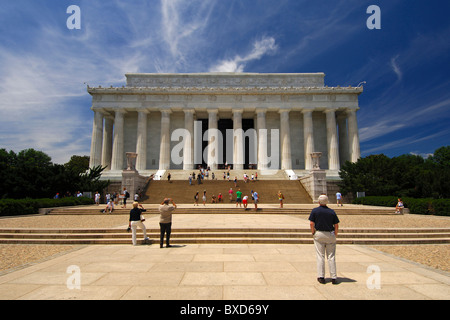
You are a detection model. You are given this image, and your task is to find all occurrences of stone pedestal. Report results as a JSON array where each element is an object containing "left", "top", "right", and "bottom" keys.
[
  {"left": 122, "top": 153, "right": 147, "bottom": 200},
  {"left": 299, "top": 152, "right": 328, "bottom": 203},
  {"left": 310, "top": 170, "right": 327, "bottom": 203}
]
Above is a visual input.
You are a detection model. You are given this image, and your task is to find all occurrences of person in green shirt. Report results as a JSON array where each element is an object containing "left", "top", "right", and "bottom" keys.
[{"left": 236, "top": 188, "right": 243, "bottom": 207}]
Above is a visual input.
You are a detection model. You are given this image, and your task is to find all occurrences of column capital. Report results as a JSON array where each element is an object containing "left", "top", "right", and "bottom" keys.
[
  {"left": 278, "top": 109, "right": 291, "bottom": 114},
  {"left": 301, "top": 108, "right": 315, "bottom": 114},
  {"left": 207, "top": 108, "right": 219, "bottom": 114},
  {"left": 112, "top": 108, "right": 127, "bottom": 114},
  {"left": 256, "top": 108, "right": 267, "bottom": 116},
  {"left": 183, "top": 109, "right": 195, "bottom": 114},
  {"left": 160, "top": 109, "right": 172, "bottom": 116},
  {"left": 345, "top": 107, "right": 360, "bottom": 114},
  {"left": 232, "top": 108, "right": 244, "bottom": 115},
  {"left": 323, "top": 107, "right": 338, "bottom": 114}
]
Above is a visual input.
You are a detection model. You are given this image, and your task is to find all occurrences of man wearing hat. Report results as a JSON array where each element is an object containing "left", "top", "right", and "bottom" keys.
[
  {"left": 159, "top": 198, "right": 177, "bottom": 248},
  {"left": 309, "top": 194, "right": 340, "bottom": 284}
]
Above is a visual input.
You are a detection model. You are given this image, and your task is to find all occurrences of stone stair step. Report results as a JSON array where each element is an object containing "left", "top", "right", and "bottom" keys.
[
  {"left": 47, "top": 207, "right": 401, "bottom": 215},
  {"left": 1, "top": 226, "right": 449, "bottom": 245},
  {"left": 0, "top": 237, "right": 449, "bottom": 245}
]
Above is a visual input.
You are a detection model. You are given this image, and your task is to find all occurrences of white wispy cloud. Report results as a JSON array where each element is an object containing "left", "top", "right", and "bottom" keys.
[
  {"left": 210, "top": 36, "right": 278, "bottom": 72},
  {"left": 362, "top": 129, "right": 450, "bottom": 156},
  {"left": 159, "top": 0, "right": 216, "bottom": 72},
  {"left": 390, "top": 55, "right": 402, "bottom": 82}
]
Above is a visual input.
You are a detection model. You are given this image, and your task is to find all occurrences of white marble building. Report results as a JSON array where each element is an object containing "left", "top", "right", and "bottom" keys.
[{"left": 88, "top": 73, "right": 362, "bottom": 180}]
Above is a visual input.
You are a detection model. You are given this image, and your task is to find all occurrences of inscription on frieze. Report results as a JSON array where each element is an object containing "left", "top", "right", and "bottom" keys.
[{"left": 126, "top": 73, "right": 325, "bottom": 88}]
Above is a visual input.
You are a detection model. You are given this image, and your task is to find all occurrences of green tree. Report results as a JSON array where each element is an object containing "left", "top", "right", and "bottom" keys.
[
  {"left": 339, "top": 146, "right": 450, "bottom": 199},
  {"left": 429, "top": 146, "right": 450, "bottom": 167},
  {"left": 64, "top": 155, "right": 90, "bottom": 174},
  {"left": 0, "top": 148, "right": 109, "bottom": 199},
  {"left": 11, "top": 149, "right": 54, "bottom": 198}
]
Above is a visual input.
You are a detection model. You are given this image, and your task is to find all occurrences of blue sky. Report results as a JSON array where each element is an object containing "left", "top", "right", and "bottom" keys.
[{"left": 0, "top": 0, "right": 449, "bottom": 164}]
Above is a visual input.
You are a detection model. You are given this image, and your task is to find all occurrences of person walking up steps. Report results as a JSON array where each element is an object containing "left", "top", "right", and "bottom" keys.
[{"left": 194, "top": 192, "right": 199, "bottom": 206}]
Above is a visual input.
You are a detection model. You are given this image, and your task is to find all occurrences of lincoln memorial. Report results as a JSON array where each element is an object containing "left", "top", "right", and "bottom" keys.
[{"left": 87, "top": 73, "right": 362, "bottom": 181}]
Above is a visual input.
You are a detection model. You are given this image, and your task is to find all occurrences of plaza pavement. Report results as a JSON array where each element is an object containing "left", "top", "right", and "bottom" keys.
[{"left": 0, "top": 210, "right": 449, "bottom": 300}]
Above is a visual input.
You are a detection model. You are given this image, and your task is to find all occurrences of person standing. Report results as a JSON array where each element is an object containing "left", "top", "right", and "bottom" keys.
[
  {"left": 228, "top": 188, "right": 233, "bottom": 202},
  {"left": 236, "top": 188, "right": 242, "bottom": 208},
  {"left": 202, "top": 190, "right": 207, "bottom": 206},
  {"left": 122, "top": 187, "right": 129, "bottom": 208},
  {"left": 308, "top": 195, "right": 340, "bottom": 284},
  {"left": 277, "top": 191, "right": 285, "bottom": 208},
  {"left": 128, "top": 202, "right": 149, "bottom": 246},
  {"left": 194, "top": 192, "right": 199, "bottom": 206},
  {"left": 159, "top": 198, "right": 177, "bottom": 248},
  {"left": 94, "top": 192, "right": 100, "bottom": 205},
  {"left": 253, "top": 191, "right": 259, "bottom": 211},
  {"left": 336, "top": 191, "right": 343, "bottom": 207}
]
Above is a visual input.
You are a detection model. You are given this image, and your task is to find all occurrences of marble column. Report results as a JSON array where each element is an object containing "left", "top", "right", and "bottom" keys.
[
  {"left": 101, "top": 116, "right": 113, "bottom": 170},
  {"left": 110, "top": 110, "right": 126, "bottom": 171},
  {"left": 135, "top": 110, "right": 149, "bottom": 172},
  {"left": 89, "top": 110, "right": 104, "bottom": 168},
  {"left": 183, "top": 109, "right": 195, "bottom": 170},
  {"left": 302, "top": 109, "right": 315, "bottom": 170},
  {"left": 325, "top": 109, "right": 340, "bottom": 171},
  {"left": 159, "top": 110, "right": 172, "bottom": 170},
  {"left": 233, "top": 109, "right": 244, "bottom": 170},
  {"left": 207, "top": 109, "right": 219, "bottom": 170},
  {"left": 279, "top": 109, "right": 292, "bottom": 170},
  {"left": 257, "top": 109, "right": 268, "bottom": 170},
  {"left": 347, "top": 108, "right": 361, "bottom": 163}
]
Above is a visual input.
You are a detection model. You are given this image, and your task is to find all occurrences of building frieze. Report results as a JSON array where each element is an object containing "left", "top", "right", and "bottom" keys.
[{"left": 87, "top": 85, "right": 363, "bottom": 96}]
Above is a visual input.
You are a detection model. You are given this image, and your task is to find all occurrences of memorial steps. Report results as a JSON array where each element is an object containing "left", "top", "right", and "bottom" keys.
[
  {"left": 141, "top": 176, "right": 312, "bottom": 204},
  {"left": 1, "top": 226, "right": 449, "bottom": 245},
  {"left": 3, "top": 171, "right": 448, "bottom": 245},
  {"left": 1, "top": 205, "right": 449, "bottom": 245}
]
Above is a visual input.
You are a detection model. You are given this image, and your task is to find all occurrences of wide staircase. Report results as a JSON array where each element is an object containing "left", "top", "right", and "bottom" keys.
[
  {"left": 1, "top": 170, "right": 449, "bottom": 245},
  {"left": 141, "top": 179, "right": 311, "bottom": 204},
  {"left": 1, "top": 206, "right": 449, "bottom": 245},
  {"left": 1, "top": 225, "right": 449, "bottom": 245}
]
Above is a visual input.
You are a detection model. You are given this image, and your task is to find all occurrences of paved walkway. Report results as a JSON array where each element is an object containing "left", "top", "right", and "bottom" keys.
[{"left": 0, "top": 213, "right": 449, "bottom": 300}]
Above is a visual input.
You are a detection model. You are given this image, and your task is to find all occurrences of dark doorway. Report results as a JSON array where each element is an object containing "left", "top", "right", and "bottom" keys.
[
  {"left": 194, "top": 119, "right": 208, "bottom": 169},
  {"left": 218, "top": 119, "right": 233, "bottom": 168},
  {"left": 242, "top": 119, "right": 255, "bottom": 169},
  {"left": 196, "top": 118, "right": 256, "bottom": 170}
]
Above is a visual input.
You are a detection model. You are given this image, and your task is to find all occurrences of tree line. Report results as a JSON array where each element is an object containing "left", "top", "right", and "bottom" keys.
[
  {"left": 339, "top": 146, "right": 450, "bottom": 199},
  {"left": 0, "top": 148, "right": 109, "bottom": 199}
]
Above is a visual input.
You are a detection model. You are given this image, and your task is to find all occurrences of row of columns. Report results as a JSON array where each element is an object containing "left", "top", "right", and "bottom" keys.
[{"left": 89, "top": 108, "right": 361, "bottom": 172}]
